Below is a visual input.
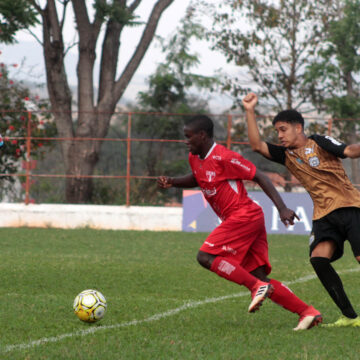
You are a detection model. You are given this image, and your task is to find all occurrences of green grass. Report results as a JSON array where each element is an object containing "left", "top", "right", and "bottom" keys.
[{"left": 0, "top": 228, "right": 359, "bottom": 359}]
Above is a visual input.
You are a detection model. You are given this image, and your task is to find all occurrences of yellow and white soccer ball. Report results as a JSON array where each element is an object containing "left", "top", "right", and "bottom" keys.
[{"left": 73, "top": 289, "right": 107, "bottom": 323}]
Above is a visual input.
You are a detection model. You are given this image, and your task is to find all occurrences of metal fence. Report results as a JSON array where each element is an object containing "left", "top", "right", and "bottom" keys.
[{"left": 0, "top": 110, "right": 359, "bottom": 205}]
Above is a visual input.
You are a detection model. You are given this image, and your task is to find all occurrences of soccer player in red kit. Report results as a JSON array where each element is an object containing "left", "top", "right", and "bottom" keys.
[{"left": 158, "top": 115, "right": 322, "bottom": 330}]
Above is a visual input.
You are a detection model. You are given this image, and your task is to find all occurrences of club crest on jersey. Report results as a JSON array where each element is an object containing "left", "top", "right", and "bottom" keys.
[
  {"left": 206, "top": 170, "right": 216, "bottom": 182},
  {"left": 308, "top": 156, "right": 320, "bottom": 167}
]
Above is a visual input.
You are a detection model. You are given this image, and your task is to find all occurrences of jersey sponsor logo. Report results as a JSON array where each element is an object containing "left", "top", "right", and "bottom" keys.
[
  {"left": 206, "top": 170, "right": 216, "bottom": 182},
  {"left": 218, "top": 260, "right": 236, "bottom": 275},
  {"left": 201, "top": 187, "right": 217, "bottom": 197},
  {"left": 222, "top": 245, "right": 237, "bottom": 255},
  {"left": 212, "top": 155, "right": 222, "bottom": 160},
  {"left": 308, "top": 156, "right": 320, "bottom": 167},
  {"left": 325, "top": 136, "right": 342, "bottom": 146},
  {"left": 230, "top": 158, "right": 250, "bottom": 171}
]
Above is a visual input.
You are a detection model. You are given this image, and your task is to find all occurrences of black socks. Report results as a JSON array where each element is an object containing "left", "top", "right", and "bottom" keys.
[{"left": 310, "top": 257, "right": 357, "bottom": 319}]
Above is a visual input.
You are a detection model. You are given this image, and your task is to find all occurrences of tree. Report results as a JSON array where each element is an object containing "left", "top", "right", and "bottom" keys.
[
  {"left": 130, "top": 6, "right": 217, "bottom": 204},
  {"left": 0, "top": 0, "right": 39, "bottom": 44},
  {"left": 138, "top": 6, "right": 217, "bottom": 111},
  {"left": 200, "top": 0, "right": 345, "bottom": 192},
  {"left": 12, "top": 0, "right": 176, "bottom": 203},
  {"left": 305, "top": 0, "right": 360, "bottom": 184},
  {"left": 203, "top": 0, "right": 339, "bottom": 112},
  {"left": 0, "top": 57, "right": 57, "bottom": 201},
  {"left": 0, "top": 0, "right": 56, "bottom": 201}
]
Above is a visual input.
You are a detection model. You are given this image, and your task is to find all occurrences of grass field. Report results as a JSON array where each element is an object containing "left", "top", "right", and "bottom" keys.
[{"left": 0, "top": 228, "right": 359, "bottom": 360}]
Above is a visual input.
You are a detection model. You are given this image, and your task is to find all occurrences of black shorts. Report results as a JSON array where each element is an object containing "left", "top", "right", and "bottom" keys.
[{"left": 309, "top": 207, "right": 360, "bottom": 262}]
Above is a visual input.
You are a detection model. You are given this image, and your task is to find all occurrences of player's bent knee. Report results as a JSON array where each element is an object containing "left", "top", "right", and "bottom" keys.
[{"left": 311, "top": 240, "right": 336, "bottom": 259}]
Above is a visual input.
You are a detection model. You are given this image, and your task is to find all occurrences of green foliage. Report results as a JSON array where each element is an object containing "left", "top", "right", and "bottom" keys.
[
  {"left": 0, "top": 0, "right": 38, "bottom": 44},
  {"left": 0, "top": 64, "right": 56, "bottom": 162},
  {"left": 325, "top": 0, "right": 360, "bottom": 76},
  {"left": 325, "top": 96, "right": 360, "bottom": 120},
  {"left": 204, "top": 0, "right": 337, "bottom": 111},
  {"left": 92, "top": 179, "right": 126, "bottom": 205},
  {"left": 138, "top": 70, "right": 186, "bottom": 110},
  {"left": 304, "top": 0, "right": 360, "bottom": 139},
  {"left": 129, "top": 6, "right": 219, "bottom": 204},
  {"left": 0, "top": 59, "right": 57, "bottom": 200},
  {"left": 138, "top": 6, "right": 218, "bottom": 113},
  {"left": 93, "top": 0, "right": 140, "bottom": 26}
]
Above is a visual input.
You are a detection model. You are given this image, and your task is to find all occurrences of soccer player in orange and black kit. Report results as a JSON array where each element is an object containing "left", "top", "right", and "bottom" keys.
[
  {"left": 243, "top": 92, "right": 360, "bottom": 327},
  {"left": 158, "top": 115, "right": 322, "bottom": 331}
]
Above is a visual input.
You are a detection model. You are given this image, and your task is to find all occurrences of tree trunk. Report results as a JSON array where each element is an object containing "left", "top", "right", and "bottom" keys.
[
  {"left": 63, "top": 110, "right": 112, "bottom": 203},
  {"left": 65, "top": 140, "right": 99, "bottom": 203},
  {"left": 37, "top": 0, "right": 174, "bottom": 203}
]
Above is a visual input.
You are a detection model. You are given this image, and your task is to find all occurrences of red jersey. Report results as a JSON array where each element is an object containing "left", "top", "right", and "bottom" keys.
[{"left": 188, "top": 143, "right": 263, "bottom": 221}]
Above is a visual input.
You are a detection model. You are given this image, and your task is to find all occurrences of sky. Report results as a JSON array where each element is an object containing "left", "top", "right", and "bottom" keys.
[{"left": 0, "top": 1, "right": 237, "bottom": 112}]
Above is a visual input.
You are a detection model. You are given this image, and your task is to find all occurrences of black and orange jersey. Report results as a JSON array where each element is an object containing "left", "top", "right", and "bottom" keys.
[{"left": 266, "top": 135, "right": 360, "bottom": 220}]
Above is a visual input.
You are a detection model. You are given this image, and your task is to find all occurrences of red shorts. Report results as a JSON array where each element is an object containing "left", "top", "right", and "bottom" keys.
[{"left": 199, "top": 213, "right": 271, "bottom": 275}]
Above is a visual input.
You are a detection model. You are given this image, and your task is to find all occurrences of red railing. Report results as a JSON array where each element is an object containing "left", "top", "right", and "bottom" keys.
[{"left": 0, "top": 110, "right": 359, "bottom": 205}]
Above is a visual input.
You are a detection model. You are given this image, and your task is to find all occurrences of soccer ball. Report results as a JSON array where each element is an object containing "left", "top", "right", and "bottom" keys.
[{"left": 73, "top": 289, "right": 107, "bottom": 323}]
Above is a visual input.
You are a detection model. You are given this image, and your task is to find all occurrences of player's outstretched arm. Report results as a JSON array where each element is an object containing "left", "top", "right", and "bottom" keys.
[
  {"left": 253, "top": 169, "right": 299, "bottom": 227},
  {"left": 157, "top": 173, "right": 198, "bottom": 189},
  {"left": 242, "top": 93, "right": 271, "bottom": 158},
  {"left": 344, "top": 143, "right": 360, "bottom": 158}
]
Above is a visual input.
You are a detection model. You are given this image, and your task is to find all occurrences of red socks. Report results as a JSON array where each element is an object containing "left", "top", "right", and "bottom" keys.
[
  {"left": 210, "top": 258, "right": 310, "bottom": 316},
  {"left": 269, "top": 279, "right": 308, "bottom": 315},
  {"left": 210, "top": 256, "right": 258, "bottom": 291},
  {"left": 210, "top": 257, "right": 310, "bottom": 316}
]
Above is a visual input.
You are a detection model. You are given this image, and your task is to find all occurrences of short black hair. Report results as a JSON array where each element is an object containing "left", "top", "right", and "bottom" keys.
[
  {"left": 185, "top": 115, "right": 214, "bottom": 138},
  {"left": 273, "top": 110, "right": 304, "bottom": 127}
]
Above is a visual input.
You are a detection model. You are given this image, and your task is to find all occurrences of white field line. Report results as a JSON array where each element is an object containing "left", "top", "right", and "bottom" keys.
[{"left": 2, "top": 267, "right": 360, "bottom": 354}]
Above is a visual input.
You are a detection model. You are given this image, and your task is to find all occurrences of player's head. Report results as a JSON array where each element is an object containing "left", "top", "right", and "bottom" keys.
[
  {"left": 183, "top": 115, "right": 214, "bottom": 156},
  {"left": 185, "top": 115, "right": 214, "bottom": 138},
  {"left": 272, "top": 110, "right": 304, "bottom": 128},
  {"left": 272, "top": 110, "right": 305, "bottom": 149}
]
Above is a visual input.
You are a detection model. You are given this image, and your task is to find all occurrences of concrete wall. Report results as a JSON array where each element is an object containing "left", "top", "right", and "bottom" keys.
[{"left": 0, "top": 203, "right": 183, "bottom": 231}]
